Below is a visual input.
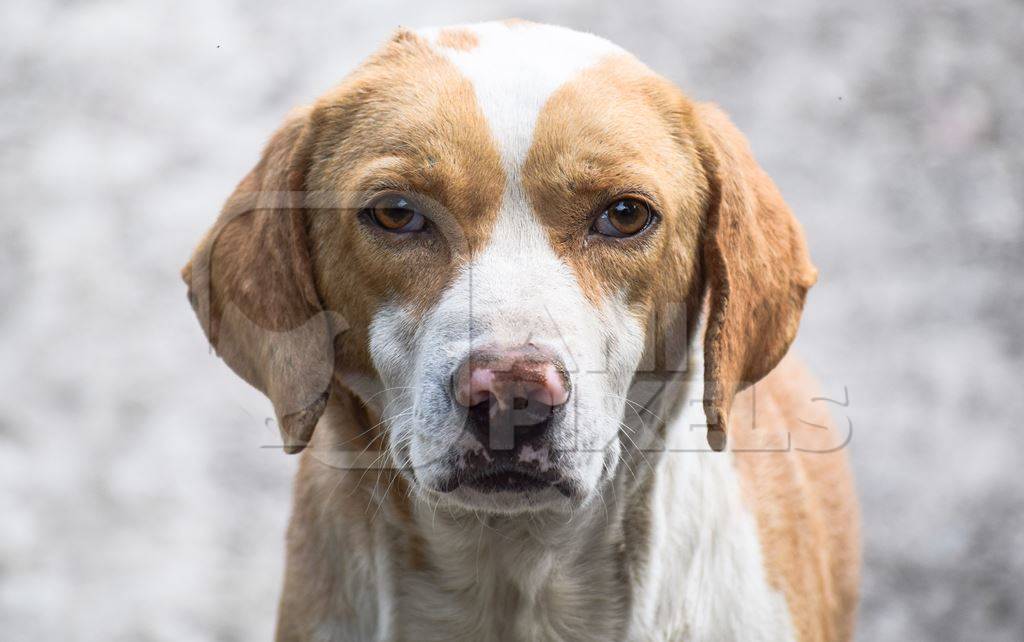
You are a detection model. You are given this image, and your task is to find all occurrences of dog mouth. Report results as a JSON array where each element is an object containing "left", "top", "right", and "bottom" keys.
[
  {"left": 464, "top": 468, "right": 552, "bottom": 493},
  {"left": 436, "top": 462, "right": 575, "bottom": 497}
]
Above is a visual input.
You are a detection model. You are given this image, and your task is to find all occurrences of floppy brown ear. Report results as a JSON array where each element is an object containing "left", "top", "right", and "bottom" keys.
[
  {"left": 697, "top": 104, "right": 818, "bottom": 451},
  {"left": 182, "top": 106, "right": 342, "bottom": 454}
]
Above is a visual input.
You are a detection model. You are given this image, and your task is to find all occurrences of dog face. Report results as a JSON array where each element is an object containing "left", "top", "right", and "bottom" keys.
[
  {"left": 183, "top": 22, "right": 817, "bottom": 514},
  {"left": 308, "top": 25, "right": 706, "bottom": 513}
]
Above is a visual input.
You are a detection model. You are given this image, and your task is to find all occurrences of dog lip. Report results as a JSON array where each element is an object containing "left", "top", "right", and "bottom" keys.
[
  {"left": 466, "top": 469, "right": 551, "bottom": 493},
  {"left": 437, "top": 461, "right": 570, "bottom": 495}
]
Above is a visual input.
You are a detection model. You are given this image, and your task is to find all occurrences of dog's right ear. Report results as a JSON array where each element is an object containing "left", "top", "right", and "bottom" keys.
[{"left": 182, "top": 106, "right": 343, "bottom": 454}]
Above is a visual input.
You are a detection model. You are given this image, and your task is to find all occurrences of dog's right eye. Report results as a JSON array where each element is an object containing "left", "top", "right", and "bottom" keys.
[{"left": 363, "top": 195, "right": 427, "bottom": 233}]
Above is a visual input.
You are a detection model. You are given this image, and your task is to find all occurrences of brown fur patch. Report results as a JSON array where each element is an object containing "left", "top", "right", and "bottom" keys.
[
  {"left": 277, "top": 388, "right": 428, "bottom": 641},
  {"left": 305, "top": 30, "right": 505, "bottom": 331},
  {"left": 730, "top": 356, "right": 860, "bottom": 642},
  {"left": 435, "top": 27, "right": 479, "bottom": 51},
  {"left": 502, "top": 18, "right": 532, "bottom": 28},
  {"left": 523, "top": 54, "right": 707, "bottom": 348}
]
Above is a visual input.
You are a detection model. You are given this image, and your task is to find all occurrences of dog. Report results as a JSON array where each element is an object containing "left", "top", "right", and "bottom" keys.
[{"left": 183, "top": 20, "right": 859, "bottom": 642}]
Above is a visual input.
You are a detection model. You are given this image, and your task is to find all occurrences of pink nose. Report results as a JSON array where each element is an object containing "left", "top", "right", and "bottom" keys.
[{"left": 452, "top": 348, "right": 570, "bottom": 411}]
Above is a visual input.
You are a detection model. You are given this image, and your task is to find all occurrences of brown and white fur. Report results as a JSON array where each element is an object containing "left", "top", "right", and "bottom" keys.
[{"left": 183, "top": 21, "right": 859, "bottom": 642}]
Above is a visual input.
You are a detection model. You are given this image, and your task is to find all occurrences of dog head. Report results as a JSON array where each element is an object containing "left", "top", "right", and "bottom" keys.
[{"left": 183, "top": 22, "right": 816, "bottom": 514}]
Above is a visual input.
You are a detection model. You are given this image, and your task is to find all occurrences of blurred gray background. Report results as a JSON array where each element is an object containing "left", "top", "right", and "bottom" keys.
[{"left": 1, "top": 1, "right": 1022, "bottom": 640}]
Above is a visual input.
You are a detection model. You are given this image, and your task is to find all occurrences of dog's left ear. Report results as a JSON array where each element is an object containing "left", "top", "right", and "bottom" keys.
[
  {"left": 182, "top": 106, "right": 342, "bottom": 454},
  {"left": 696, "top": 104, "right": 818, "bottom": 451}
]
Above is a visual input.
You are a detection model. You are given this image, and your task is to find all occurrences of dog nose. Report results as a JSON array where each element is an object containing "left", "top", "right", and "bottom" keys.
[
  {"left": 452, "top": 347, "right": 570, "bottom": 451},
  {"left": 453, "top": 350, "right": 569, "bottom": 409}
]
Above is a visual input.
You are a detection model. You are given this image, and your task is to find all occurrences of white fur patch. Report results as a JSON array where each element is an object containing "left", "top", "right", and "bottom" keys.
[{"left": 625, "top": 373, "right": 797, "bottom": 641}]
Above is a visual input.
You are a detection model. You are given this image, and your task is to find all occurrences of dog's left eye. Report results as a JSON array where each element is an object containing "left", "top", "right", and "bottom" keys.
[
  {"left": 592, "top": 198, "right": 654, "bottom": 238},
  {"left": 364, "top": 195, "right": 427, "bottom": 233}
]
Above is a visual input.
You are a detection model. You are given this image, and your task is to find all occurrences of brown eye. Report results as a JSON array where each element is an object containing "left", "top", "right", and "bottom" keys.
[
  {"left": 365, "top": 195, "right": 427, "bottom": 233},
  {"left": 592, "top": 198, "right": 653, "bottom": 238}
]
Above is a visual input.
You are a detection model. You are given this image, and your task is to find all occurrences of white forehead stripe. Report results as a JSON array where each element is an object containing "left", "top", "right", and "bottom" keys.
[
  {"left": 418, "top": 22, "right": 625, "bottom": 174},
  {"left": 416, "top": 23, "right": 628, "bottom": 335}
]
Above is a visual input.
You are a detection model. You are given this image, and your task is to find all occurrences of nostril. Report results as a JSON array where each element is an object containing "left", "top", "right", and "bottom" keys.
[
  {"left": 514, "top": 390, "right": 554, "bottom": 426},
  {"left": 467, "top": 398, "right": 492, "bottom": 431},
  {"left": 467, "top": 367, "right": 496, "bottom": 407},
  {"left": 453, "top": 364, "right": 497, "bottom": 408}
]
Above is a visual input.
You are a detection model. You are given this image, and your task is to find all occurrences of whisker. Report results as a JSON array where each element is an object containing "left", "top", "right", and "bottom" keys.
[
  {"left": 345, "top": 414, "right": 417, "bottom": 498},
  {"left": 597, "top": 486, "right": 610, "bottom": 524},
  {"left": 615, "top": 416, "right": 655, "bottom": 475},
  {"left": 603, "top": 392, "right": 665, "bottom": 427},
  {"left": 331, "top": 407, "right": 413, "bottom": 452},
  {"left": 357, "top": 385, "right": 416, "bottom": 407},
  {"left": 369, "top": 469, "right": 401, "bottom": 522},
  {"left": 345, "top": 441, "right": 392, "bottom": 498}
]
